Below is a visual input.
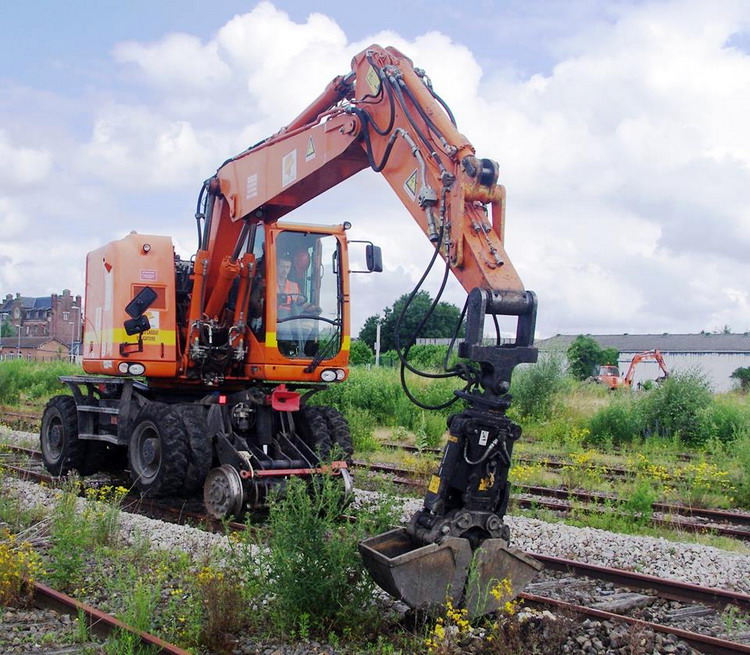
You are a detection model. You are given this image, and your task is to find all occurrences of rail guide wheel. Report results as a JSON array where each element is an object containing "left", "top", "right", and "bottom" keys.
[{"left": 203, "top": 464, "right": 245, "bottom": 519}]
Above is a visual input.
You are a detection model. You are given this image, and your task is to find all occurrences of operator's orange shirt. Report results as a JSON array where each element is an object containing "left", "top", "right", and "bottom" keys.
[{"left": 278, "top": 279, "right": 300, "bottom": 311}]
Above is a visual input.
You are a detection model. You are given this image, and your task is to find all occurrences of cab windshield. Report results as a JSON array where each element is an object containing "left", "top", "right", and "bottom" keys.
[{"left": 274, "top": 230, "right": 342, "bottom": 360}]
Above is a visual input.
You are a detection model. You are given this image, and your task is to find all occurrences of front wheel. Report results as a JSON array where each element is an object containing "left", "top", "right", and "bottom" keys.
[
  {"left": 128, "top": 403, "right": 188, "bottom": 496},
  {"left": 40, "top": 395, "right": 85, "bottom": 476}
]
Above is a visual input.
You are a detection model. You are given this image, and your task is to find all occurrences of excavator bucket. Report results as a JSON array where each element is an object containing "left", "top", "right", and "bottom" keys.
[{"left": 359, "top": 528, "right": 542, "bottom": 616}]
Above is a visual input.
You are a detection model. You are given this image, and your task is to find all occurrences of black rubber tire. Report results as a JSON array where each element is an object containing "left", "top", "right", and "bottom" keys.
[
  {"left": 318, "top": 406, "right": 354, "bottom": 464},
  {"left": 297, "top": 406, "right": 333, "bottom": 461},
  {"left": 128, "top": 403, "right": 188, "bottom": 496},
  {"left": 40, "top": 395, "right": 85, "bottom": 476},
  {"left": 176, "top": 404, "right": 212, "bottom": 495}
]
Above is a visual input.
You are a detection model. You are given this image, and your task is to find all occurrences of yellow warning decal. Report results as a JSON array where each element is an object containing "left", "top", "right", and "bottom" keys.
[
  {"left": 404, "top": 170, "right": 417, "bottom": 200},
  {"left": 447, "top": 435, "right": 458, "bottom": 443},
  {"left": 428, "top": 475, "right": 441, "bottom": 494},
  {"left": 305, "top": 137, "right": 316, "bottom": 161},
  {"left": 366, "top": 66, "right": 381, "bottom": 96},
  {"left": 478, "top": 477, "right": 490, "bottom": 492}
]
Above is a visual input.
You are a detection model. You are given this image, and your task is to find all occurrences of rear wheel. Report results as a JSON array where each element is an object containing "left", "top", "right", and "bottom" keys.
[
  {"left": 318, "top": 406, "right": 354, "bottom": 464},
  {"left": 296, "top": 406, "right": 332, "bottom": 461},
  {"left": 128, "top": 403, "right": 188, "bottom": 496},
  {"left": 177, "top": 404, "right": 212, "bottom": 495},
  {"left": 40, "top": 395, "right": 85, "bottom": 475}
]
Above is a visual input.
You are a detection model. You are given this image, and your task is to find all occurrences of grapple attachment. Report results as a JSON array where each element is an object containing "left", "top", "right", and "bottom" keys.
[{"left": 359, "top": 527, "right": 541, "bottom": 616}]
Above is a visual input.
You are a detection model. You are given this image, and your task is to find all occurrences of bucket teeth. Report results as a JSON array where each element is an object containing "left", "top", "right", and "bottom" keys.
[{"left": 359, "top": 528, "right": 542, "bottom": 616}]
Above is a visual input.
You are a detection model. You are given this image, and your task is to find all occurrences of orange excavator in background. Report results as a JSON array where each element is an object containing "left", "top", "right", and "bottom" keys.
[
  {"left": 596, "top": 349, "right": 670, "bottom": 390},
  {"left": 39, "top": 45, "right": 540, "bottom": 613}
]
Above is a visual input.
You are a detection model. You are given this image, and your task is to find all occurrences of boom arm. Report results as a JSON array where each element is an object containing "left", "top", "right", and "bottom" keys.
[
  {"left": 200, "top": 45, "right": 535, "bottom": 339},
  {"left": 623, "top": 349, "right": 670, "bottom": 386}
]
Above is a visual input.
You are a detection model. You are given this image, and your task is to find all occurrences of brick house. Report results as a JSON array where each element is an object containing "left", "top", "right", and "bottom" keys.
[{"left": 0, "top": 289, "right": 82, "bottom": 359}]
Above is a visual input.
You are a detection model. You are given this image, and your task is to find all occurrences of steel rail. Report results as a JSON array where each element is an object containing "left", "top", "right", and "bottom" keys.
[
  {"left": 6, "top": 450, "right": 750, "bottom": 654},
  {"left": 33, "top": 581, "right": 192, "bottom": 654},
  {"left": 521, "top": 592, "right": 750, "bottom": 655},
  {"left": 353, "top": 460, "right": 750, "bottom": 541},
  {"left": 533, "top": 553, "right": 750, "bottom": 613}
]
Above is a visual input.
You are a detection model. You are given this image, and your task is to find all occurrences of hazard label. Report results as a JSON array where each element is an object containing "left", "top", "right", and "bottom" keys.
[
  {"left": 305, "top": 137, "right": 316, "bottom": 161},
  {"left": 366, "top": 66, "right": 381, "bottom": 96},
  {"left": 404, "top": 170, "right": 418, "bottom": 200}
]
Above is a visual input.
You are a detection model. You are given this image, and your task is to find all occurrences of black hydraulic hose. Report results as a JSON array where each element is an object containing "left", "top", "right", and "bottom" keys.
[
  {"left": 492, "top": 313, "right": 502, "bottom": 346},
  {"left": 428, "top": 87, "right": 457, "bottom": 126},
  {"left": 393, "top": 228, "right": 457, "bottom": 380},
  {"left": 359, "top": 55, "right": 397, "bottom": 135},
  {"left": 194, "top": 182, "right": 208, "bottom": 249},
  {"left": 395, "top": 258, "right": 455, "bottom": 379},
  {"left": 398, "top": 80, "right": 453, "bottom": 154},
  {"left": 386, "top": 74, "right": 448, "bottom": 175},
  {"left": 352, "top": 107, "right": 400, "bottom": 172}
]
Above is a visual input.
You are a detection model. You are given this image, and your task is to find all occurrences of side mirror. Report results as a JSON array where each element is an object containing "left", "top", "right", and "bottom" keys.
[
  {"left": 124, "top": 315, "right": 151, "bottom": 336},
  {"left": 125, "top": 286, "right": 157, "bottom": 318},
  {"left": 348, "top": 241, "right": 383, "bottom": 274},
  {"left": 366, "top": 244, "right": 383, "bottom": 273}
]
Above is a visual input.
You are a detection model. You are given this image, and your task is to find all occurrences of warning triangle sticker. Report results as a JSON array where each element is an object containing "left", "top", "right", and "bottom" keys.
[{"left": 404, "top": 170, "right": 418, "bottom": 199}]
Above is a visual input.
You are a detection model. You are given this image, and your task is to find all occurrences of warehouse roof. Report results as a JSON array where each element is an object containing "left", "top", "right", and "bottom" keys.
[{"left": 536, "top": 333, "right": 750, "bottom": 354}]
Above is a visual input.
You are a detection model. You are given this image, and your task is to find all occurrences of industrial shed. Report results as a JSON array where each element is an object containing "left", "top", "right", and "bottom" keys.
[{"left": 536, "top": 334, "right": 750, "bottom": 393}]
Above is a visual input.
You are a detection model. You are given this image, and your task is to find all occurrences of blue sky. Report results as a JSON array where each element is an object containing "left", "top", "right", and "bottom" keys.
[{"left": 1, "top": 0, "right": 749, "bottom": 339}]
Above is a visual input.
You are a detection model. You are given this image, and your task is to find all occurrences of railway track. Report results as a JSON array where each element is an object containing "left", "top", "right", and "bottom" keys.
[
  {"left": 355, "top": 460, "right": 750, "bottom": 543},
  {"left": 381, "top": 440, "right": 689, "bottom": 480},
  {"left": 4, "top": 443, "right": 750, "bottom": 653}
]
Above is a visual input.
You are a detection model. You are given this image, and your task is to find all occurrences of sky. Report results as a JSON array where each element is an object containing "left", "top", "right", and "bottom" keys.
[{"left": 1, "top": 0, "right": 749, "bottom": 339}]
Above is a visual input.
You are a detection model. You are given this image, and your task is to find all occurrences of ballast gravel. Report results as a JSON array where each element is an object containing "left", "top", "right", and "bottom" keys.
[
  {"left": 3, "top": 425, "right": 750, "bottom": 655},
  {"left": 2, "top": 421, "right": 750, "bottom": 594}
]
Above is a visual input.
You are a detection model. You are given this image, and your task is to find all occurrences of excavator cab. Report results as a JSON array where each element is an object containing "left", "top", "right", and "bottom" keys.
[{"left": 239, "top": 222, "right": 356, "bottom": 384}]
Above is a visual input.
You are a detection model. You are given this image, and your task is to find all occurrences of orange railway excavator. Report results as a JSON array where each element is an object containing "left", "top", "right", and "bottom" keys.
[
  {"left": 596, "top": 349, "right": 670, "bottom": 390},
  {"left": 40, "top": 45, "right": 541, "bottom": 613}
]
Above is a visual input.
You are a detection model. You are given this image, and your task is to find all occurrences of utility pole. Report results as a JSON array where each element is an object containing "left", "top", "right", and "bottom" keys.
[{"left": 375, "top": 320, "right": 381, "bottom": 366}]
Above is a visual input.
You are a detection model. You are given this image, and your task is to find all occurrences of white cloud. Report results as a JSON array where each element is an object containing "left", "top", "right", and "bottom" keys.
[
  {"left": 0, "top": 132, "right": 52, "bottom": 189},
  {"left": 2, "top": 0, "right": 750, "bottom": 338}
]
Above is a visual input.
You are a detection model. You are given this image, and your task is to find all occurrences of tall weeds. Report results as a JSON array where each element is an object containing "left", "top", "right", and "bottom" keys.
[{"left": 0, "top": 359, "right": 81, "bottom": 405}]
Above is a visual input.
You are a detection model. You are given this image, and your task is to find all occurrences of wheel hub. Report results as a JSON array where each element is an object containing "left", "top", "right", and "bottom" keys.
[
  {"left": 203, "top": 464, "right": 244, "bottom": 519},
  {"left": 141, "top": 438, "right": 159, "bottom": 467},
  {"left": 49, "top": 424, "right": 63, "bottom": 450}
]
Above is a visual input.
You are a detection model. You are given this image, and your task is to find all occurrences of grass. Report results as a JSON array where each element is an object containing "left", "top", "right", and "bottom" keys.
[{"left": 2, "top": 359, "right": 750, "bottom": 651}]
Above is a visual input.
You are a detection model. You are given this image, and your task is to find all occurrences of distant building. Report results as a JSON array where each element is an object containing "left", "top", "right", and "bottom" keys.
[
  {"left": 537, "top": 333, "right": 750, "bottom": 393},
  {"left": 0, "top": 289, "right": 82, "bottom": 360}
]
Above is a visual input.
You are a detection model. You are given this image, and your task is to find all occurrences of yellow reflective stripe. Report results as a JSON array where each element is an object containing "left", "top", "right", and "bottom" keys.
[
  {"left": 105, "top": 328, "right": 177, "bottom": 346},
  {"left": 266, "top": 332, "right": 277, "bottom": 347},
  {"left": 342, "top": 335, "right": 350, "bottom": 352}
]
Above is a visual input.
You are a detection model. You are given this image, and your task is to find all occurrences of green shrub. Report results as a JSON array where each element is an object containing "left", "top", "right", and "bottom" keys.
[
  {"left": 250, "top": 476, "right": 389, "bottom": 637},
  {"left": 509, "top": 353, "right": 567, "bottom": 420},
  {"left": 314, "top": 367, "right": 459, "bottom": 437},
  {"left": 733, "top": 430, "right": 750, "bottom": 506},
  {"left": 346, "top": 408, "right": 379, "bottom": 452},
  {"left": 349, "top": 340, "right": 374, "bottom": 365},
  {"left": 588, "top": 396, "right": 644, "bottom": 446},
  {"left": 640, "top": 369, "right": 713, "bottom": 445},
  {"left": 702, "top": 396, "right": 750, "bottom": 443}
]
